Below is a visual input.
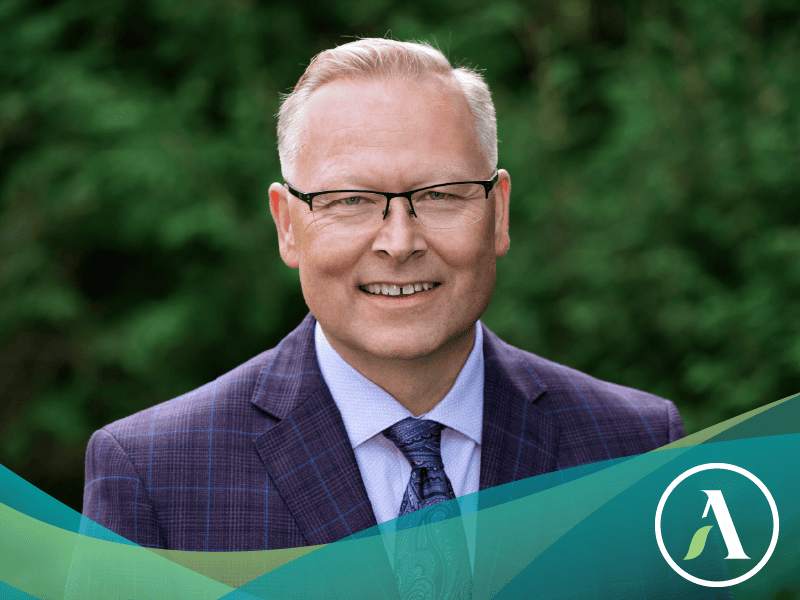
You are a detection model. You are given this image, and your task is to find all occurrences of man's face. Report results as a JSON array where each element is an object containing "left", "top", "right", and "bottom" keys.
[{"left": 269, "top": 75, "right": 510, "bottom": 366}]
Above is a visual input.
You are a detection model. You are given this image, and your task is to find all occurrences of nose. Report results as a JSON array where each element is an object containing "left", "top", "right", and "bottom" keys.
[{"left": 372, "top": 198, "right": 427, "bottom": 263}]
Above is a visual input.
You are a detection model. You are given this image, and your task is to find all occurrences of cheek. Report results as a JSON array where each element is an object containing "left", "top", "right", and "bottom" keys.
[
  {"left": 456, "top": 227, "right": 498, "bottom": 291},
  {"left": 434, "top": 223, "right": 496, "bottom": 270},
  {"left": 296, "top": 229, "right": 367, "bottom": 284}
]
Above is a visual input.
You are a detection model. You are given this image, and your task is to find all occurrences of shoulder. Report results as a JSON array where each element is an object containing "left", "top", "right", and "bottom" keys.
[
  {"left": 531, "top": 350, "right": 672, "bottom": 423},
  {"left": 482, "top": 323, "right": 672, "bottom": 414},
  {"left": 95, "top": 314, "right": 321, "bottom": 452},
  {"left": 481, "top": 323, "right": 684, "bottom": 455},
  {"left": 96, "top": 345, "right": 278, "bottom": 450}
]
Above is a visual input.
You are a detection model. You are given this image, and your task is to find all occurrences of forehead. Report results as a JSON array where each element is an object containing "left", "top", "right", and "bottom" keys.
[{"left": 296, "top": 75, "right": 486, "bottom": 189}]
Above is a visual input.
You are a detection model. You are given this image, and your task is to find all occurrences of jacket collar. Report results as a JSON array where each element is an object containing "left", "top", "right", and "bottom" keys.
[
  {"left": 251, "top": 313, "right": 379, "bottom": 548},
  {"left": 251, "top": 314, "right": 560, "bottom": 544},
  {"left": 251, "top": 313, "right": 325, "bottom": 420},
  {"left": 478, "top": 322, "right": 559, "bottom": 492}
]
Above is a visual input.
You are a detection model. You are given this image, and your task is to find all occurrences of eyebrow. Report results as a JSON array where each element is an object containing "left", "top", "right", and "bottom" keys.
[{"left": 317, "top": 168, "right": 476, "bottom": 190}]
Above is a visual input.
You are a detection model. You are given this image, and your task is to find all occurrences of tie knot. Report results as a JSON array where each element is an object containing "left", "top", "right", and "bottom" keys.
[{"left": 383, "top": 417, "right": 445, "bottom": 470}]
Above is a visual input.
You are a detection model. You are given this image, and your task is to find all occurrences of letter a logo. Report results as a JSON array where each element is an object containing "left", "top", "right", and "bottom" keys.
[
  {"left": 655, "top": 463, "right": 780, "bottom": 587},
  {"left": 683, "top": 490, "right": 749, "bottom": 560}
]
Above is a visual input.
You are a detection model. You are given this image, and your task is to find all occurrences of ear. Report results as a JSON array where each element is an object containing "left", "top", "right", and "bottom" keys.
[
  {"left": 494, "top": 169, "right": 511, "bottom": 257},
  {"left": 269, "top": 182, "right": 299, "bottom": 269}
]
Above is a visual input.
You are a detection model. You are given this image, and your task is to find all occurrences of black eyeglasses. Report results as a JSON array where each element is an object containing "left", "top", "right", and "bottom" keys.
[{"left": 283, "top": 170, "right": 499, "bottom": 233}]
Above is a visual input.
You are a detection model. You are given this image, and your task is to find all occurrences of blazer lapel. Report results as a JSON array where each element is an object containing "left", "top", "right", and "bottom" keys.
[
  {"left": 479, "top": 323, "right": 561, "bottom": 493},
  {"left": 251, "top": 314, "right": 378, "bottom": 546},
  {"left": 474, "top": 325, "right": 562, "bottom": 598}
]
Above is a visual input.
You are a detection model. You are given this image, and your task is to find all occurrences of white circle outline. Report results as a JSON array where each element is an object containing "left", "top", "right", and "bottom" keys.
[{"left": 655, "top": 463, "right": 779, "bottom": 587}]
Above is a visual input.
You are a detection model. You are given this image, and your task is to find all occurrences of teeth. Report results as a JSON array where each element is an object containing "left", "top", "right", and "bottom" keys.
[{"left": 362, "top": 283, "right": 437, "bottom": 297}]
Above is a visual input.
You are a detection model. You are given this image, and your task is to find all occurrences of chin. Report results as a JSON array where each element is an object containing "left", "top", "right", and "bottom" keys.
[
  {"left": 360, "top": 322, "right": 476, "bottom": 362},
  {"left": 358, "top": 337, "right": 445, "bottom": 361}
]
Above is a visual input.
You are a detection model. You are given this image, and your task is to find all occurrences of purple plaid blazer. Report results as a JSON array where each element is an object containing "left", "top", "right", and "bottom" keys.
[{"left": 83, "top": 313, "right": 685, "bottom": 552}]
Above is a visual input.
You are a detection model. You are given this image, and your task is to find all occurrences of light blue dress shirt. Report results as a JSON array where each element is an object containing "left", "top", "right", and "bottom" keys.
[{"left": 314, "top": 321, "right": 484, "bottom": 570}]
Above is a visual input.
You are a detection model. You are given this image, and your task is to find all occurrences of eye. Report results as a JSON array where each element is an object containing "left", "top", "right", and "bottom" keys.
[
  {"left": 342, "top": 196, "right": 363, "bottom": 205},
  {"left": 428, "top": 191, "right": 448, "bottom": 200}
]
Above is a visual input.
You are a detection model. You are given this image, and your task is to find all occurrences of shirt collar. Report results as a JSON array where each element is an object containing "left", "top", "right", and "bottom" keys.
[{"left": 315, "top": 321, "right": 484, "bottom": 449}]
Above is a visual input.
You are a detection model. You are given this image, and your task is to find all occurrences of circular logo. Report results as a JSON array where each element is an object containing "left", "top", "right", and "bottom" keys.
[{"left": 655, "top": 463, "right": 779, "bottom": 587}]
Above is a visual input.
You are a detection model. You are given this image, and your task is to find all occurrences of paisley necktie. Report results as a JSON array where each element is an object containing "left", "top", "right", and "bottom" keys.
[{"left": 383, "top": 417, "right": 473, "bottom": 600}]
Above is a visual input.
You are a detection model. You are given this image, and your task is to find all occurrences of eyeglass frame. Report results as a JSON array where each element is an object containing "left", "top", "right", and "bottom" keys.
[{"left": 283, "top": 170, "right": 500, "bottom": 222}]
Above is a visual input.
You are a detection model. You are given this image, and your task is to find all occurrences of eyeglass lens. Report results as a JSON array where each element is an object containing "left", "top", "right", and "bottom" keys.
[{"left": 308, "top": 183, "right": 488, "bottom": 234}]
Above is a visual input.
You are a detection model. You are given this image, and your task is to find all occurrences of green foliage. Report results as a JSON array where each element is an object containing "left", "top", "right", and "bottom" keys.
[{"left": 1, "top": 0, "right": 798, "bottom": 512}]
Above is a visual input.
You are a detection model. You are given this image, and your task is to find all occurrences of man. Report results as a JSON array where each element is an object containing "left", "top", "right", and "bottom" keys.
[{"left": 84, "top": 37, "right": 684, "bottom": 565}]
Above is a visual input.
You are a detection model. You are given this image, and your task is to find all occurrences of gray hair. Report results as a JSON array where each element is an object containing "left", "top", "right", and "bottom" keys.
[{"left": 276, "top": 38, "right": 497, "bottom": 182}]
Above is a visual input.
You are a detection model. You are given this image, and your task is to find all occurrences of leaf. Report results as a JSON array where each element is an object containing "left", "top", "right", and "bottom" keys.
[{"left": 683, "top": 525, "right": 714, "bottom": 560}]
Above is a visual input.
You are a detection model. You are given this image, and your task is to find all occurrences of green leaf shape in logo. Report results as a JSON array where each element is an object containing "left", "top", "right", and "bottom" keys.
[{"left": 683, "top": 525, "right": 714, "bottom": 560}]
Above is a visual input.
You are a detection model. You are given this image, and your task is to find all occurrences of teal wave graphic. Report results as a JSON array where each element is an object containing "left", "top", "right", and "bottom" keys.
[
  {"left": 0, "top": 580, "right": 39, "bottom": 600},
  {"left": 1, "top": 392, "right": 798, "bottom": 599},
  {"left": 0, "top": 462, "right": 137, "bottom": 545}
]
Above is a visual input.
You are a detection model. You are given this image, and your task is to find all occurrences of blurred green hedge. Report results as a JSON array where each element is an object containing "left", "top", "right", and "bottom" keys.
[{"left": 1, "top": 0, "right": 798, "bottom": 513}]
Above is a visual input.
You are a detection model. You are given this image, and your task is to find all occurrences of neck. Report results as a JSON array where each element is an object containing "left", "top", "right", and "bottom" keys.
[{"left": 326, "top": 325, "right": 477, "bottom": 416}]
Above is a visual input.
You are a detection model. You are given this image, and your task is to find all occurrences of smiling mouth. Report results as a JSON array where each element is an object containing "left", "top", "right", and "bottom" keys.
[{"left": 358, "top": 282, "right": 441, "bottom": 298}]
